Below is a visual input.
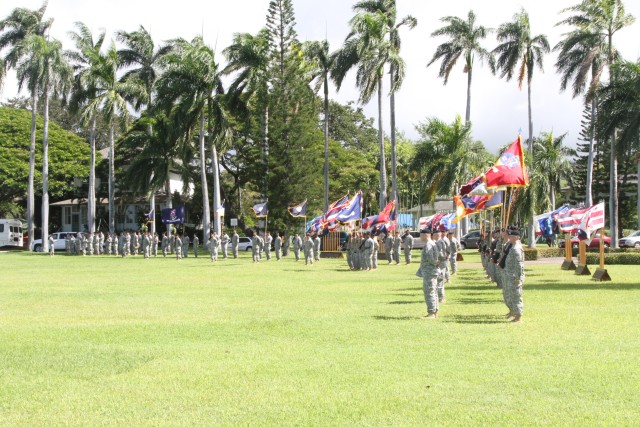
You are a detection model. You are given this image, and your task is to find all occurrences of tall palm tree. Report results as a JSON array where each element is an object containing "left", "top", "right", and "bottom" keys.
[
  {"left": 116, "top": 26, "right": 171, "bottom": 235},
  {"left": 78, "top": 42, "right": 141, "bottom": 234},
  {"left": 556, "top": 0, "right": 634, "bottom": 246},
  {"left": 493, "top": 9, "right": 550, "bottom": 155},
  {"left": 493, "top": 9, "right": 549, "bottom": 248},
  {"left": 596, "top": 60, "right": 640, "bottom": 229},
  {"left": 303, "top": 39, "right": 335, "bottom": 211},
  {"left": 222, "top": 29, "right": 270, "bottom": 206},
  {"left": 67, "top": 22, "right": 105, "bottom": 235},
  {"left": 428, "top": 10, "right": 494, "bottom": 125},
  {"left": 332, "top": 10, "right": 391, "bottom": 210},
  {"left": 0, "top": 2, "right": 52, "bottom": 250},
  {"left": 16, "top": 34, "right": 72, "bottom": 252},
  {"left": 351, "top": 0, "right": 417, "bottom": 211},
  {"left": 156, "top": 36, "right": 227, "bottom": 242},
  {"left": 533, "top": 132, "right": 575, "bottom": 210}
]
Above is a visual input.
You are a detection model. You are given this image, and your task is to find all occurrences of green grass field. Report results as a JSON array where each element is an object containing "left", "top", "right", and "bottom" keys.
[{"left": 1, "top": 249, "right": 638, "bottom": 425}]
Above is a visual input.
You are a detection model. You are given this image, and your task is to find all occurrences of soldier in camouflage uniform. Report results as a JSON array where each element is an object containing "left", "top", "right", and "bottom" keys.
[
  {"left": 210, "top": 232, "right": 220, "bottom": 262},
  {"left": 417, "top": 229, "right": 439, "bottom": 318},
  {"left": 361, "top": 231, "right": 373, "bottom": 270},
  {"left": 274, "top": 233, "right": 282, "bottom": 261},
  {"left": 175, "top": 234, "right": 182, "bottom": 260},
  {"left": 264, "top": 233, "right": 273, "bottom": 261},
  {"left": 504, "top": 228, "right": 525, "bottom": 323},
  {"left": 392, "top": 231, "right": 402, "bottom": 265},
  {"left": 403, "top": 230, "right": 413, "bottom": 264},
  {"left": 231, "top": 230, "right": 239, "bottom": 259},
  {"left": 303, "top": 234, "right": 314, "bottom": 265},
  {"left": 293, "top": 233, "right": 302, "bottom": 261},
  {"left": 384, "top": 233, "right": 393, "bottom": 264},
  {"left": 220, "top": 231, "right": 230, "bottom": 259},
  {"left": 433, "top": 230, "right": 448, "bottom": 303},
  {"left": 441, "top": 231, "right": 451, "bottom": 283},
  {"left": 313, "top": 234, "right": 321, "bottom": 262},
  {"left": 447, "top": 231, "right": 459, "bottom": 275},
  {"left": 143, "top": 232, "right": 150, "bottom": 259},
  {"left": 372, "top": 235, "right": 379, "bottom": 269},
  {"left": 161, "top": 232, "right": 168, "bottom": 257},
  {"left": 192, "top": 234, "right": 199, "bottom": 258}
]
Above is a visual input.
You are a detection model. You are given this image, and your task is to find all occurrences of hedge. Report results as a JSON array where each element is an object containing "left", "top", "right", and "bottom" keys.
[
  {"left": 523, "top": 247, "right": 639, "bottom": 262},
  {"left": 585, "top": 253, "right": 640, "bottom": 265}
]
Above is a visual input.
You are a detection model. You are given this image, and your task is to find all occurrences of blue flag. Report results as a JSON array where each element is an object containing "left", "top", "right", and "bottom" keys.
[
  {"left": 253, "top": 201, "right": 268, "bottom": 218},
  {"left": 336, "top": 192, "right": 362, "bottom": 223},
  {"left": 161, "top": 205, "right": 185, "bottom": 224},
  {"left": 288, "top": 200, "right": 307, "bottom": 218}
]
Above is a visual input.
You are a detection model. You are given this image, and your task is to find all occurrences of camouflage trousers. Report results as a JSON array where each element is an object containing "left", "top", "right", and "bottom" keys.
[{"left": 422, "top": 274, "right": 439, "bottom": 314}]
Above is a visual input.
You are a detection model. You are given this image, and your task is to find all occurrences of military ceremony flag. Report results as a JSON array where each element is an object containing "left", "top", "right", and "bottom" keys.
[
  {"left": 216, "top": 201, "right": 225, "bottom": 217},
  {"left": 377, "top": 200, "right": 396, "bottom": 224},
  {"left": 554, "top": 206, "right": 591, "bottom": 233},
  {"left": 161, "top": 205, "right": 185, "bottom": 224},
  {"left": 288, "top": 200, "right": 308, "bottom": 218},
  {"left": 577, "top": 202, "right": 605, "bottom": 244},
  {"left": 144, "top": 209, "right": 154, "bottom": 220},
  {"left": 336, "top": 192, "right": 363, "bottom": 223},
  {"left": 252, "top": 201, "right": 268, "bottom": 218},
  {"left": 484, "top": 135, "right": 529, "bottom": 188},
  {"left": 324, "top": 194, "right": 350, "bottom": 222}
]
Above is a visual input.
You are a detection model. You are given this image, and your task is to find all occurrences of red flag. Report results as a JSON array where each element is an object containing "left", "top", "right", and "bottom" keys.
[
  {"left": 377, "top": 200, "right": 396, "bottom": 223},
  {"left": 484, "top": 135, "right": 529, "bottom": 188}
]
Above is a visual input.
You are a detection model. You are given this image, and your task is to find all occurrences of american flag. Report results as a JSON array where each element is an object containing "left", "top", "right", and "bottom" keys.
[
  {"left": 578, "top": 202, "right": 606, "bottom": 244},
  {"left": 554, "top": 206, "right": 592, "bottom": 233}
]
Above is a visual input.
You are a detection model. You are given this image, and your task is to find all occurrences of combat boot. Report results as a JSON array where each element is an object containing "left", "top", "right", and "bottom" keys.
[{"left": 511, "top": 315, "right": 522, "bottom": 323}]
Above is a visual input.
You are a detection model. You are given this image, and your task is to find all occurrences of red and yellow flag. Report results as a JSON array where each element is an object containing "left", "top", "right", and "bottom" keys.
[{"left": 484, "top": 135, "right": 529, "bottom": 189}]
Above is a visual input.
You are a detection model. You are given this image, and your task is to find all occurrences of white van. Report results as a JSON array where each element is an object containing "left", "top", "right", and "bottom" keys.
[{"left": 0, "top": 219, "right": 24, "bottom": 248}]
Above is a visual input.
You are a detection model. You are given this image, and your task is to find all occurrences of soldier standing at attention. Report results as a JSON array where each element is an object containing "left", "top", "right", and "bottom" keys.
[
  {"left": 152, "top": 232, "right": 159, "bottom": 257},
  {"left": 303, "top": 234, "right": 314, "bottom": 265},
  {"left": 274, "top": 233, "right": 282, "bottom": 260},
  {"left": 106, "top": 233, "right": 112, "bottom": 255},
  {"left": 192, "top": 234, "right": 199, "bottom": 258},
  {"left": 48, "top": 235, "right": 55, "bottom": 256},
  {"left": 182, "top": 234, "right": 190, "bottom": 258},
  {"left": 257, "top": 233, "right": 265, "bottom": 261},
  {"left": 447, "top": 231, "right": 459, "bottom": 275},
  {"left": 345, "top": 232, "right": 354, "bottom": 270},
  {"left": 112, "top": 233, "right": 119, "bottom": 256},
  {"left": 282, "top": 234, "right": 290, "bottom": 257},
  {"left": 231, "top": 230, "right": 239, "bottom": 258},
  {"left": 175, "top": 234, "right": 183, "bottom": 260},
  {"left": 313, "top": 234, "right": 321, "bottom": 262},
  {"left": 362, "top": 231, "right": 374, "bottom": 271},
  {"left": 251, "top": 231, "right": 260, "bottom": 263},
  {"left": 403, "top": 230, "right": 413, "bottom": 264},
  {"left": 264, "top": 233, "right": 273, "bottom": 261},
  {"left": 161, "top": 232, "right": 168, "bottom": 257},
  {"left": 417, "top": 228, "right": 439, "bottom": 318},
  {"left": 143, "top": 232, "right": 150, "bottom": 259},
  {"left": 372, "top": 235, "right": 380, "bottom": 269},
  {"left": 433, "top": 230, "right": 448, "bottom": 303},
  {"left": 392, "top": 231, "right": 402, "bottom": 265},
  {"left": 210, "top": 232, "right": 220, "bottom": 262},
  {"left": 441, "top": 230, "right": 452, "bottom": 284},
  {"left": 293, "top": 233, "right": 302, "bottom": 261},
  {"left": 384, "top": 233, "right": 393, "bottom": 264},
  {"left": 65, "top": 234, "right": 71, "bottom": 255},
  {"left": 504, "top": 228, "right": 525, "bottom": 323},
  {"left": 220, "top": 231, "right": 230, "bottom": 259}
]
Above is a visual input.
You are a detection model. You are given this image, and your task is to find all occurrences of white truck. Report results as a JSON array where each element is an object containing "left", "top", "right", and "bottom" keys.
[{"left": 0, "top": 219, "right": 24, "bottom": 248}]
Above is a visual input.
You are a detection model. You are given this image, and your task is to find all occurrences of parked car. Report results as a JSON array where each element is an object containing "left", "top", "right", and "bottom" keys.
[
  {"left": 32, "top": 231, "right": 85, "bottom": 252},
  {"left": 226, "top": 236, "right": 252, "bottom": 251},
  {"left": 557, "top": 235, "right": 611, "bottom": 249},
  {"left": 619, "top": 230, "right": 640, "bottom": 249},
  {"left": 460, "top": 230, "right": 481, "bottom": 250}
]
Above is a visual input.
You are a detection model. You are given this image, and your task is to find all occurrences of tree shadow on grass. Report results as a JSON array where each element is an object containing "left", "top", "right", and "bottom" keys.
[
  {"left": 527, "top": 282, "right": 640, "bottom": 291},
  {"left": 455, "top": 298, "right": 499, "bottom": 305},
  {"left": 372, "top": 315, "right": 418, "bottom": 321},
  {"left": 443, "top": 314, "right": 504, "bottom": 325},
  {"left": 394, "top": 287, "right": 422, "bottom": 292}
]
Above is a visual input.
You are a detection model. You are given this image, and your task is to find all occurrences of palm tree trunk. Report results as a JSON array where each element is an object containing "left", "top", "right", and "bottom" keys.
[
  {"left": 199, "top": 111, "right": 210, "bottom": 245},
  {"left": 41, "top": 87, "right": 51, "bottom": 253},
  {"left": 88, "top": 116, "right": 97, "bottom": 233},
  {"left": 165, "top": 166, "right": 172, "bottom": 235},
  {"left": 378, "top": 74, "right": 387, "bottom": 211},
  {"left": 465, "top": 66, "right": 472, "bottom": 124},
  {"left": 389, "top": 72, "right": 398, "bottom": 209},
  {"left": 526, "top": 79, "right": 536, "bottom": 248},
  {"left": 147, "top": 98, "right": 155, "bottom": 236},
  {"left": 108, "top": 123, "right": 115, "bottom": 234},
  {"left": 550, "top": 184, "right": 556, "bottom": 211},
  {"left": 608, "top": 37, "right": 618, "bottom": 247},
  {"left": 585, "top": 98, "right": 596, "bottom": 206},
  {"left": 27, "top": 91, "right": 38, "bottom": 251},
  {"left": 211, "top": 143, "right": 222, "bottom": 235},
  {"left": 262, "top": 102, "right": 269, "bottom": 198},
  {"left": 637, "top": 155, "right": 640, "bottom": 229},
  {"left": 323, "top": 76, "right": 330, "bottom": 212}
]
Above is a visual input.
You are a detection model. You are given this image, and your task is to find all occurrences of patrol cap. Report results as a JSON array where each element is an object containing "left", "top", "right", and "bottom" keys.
[
  {"left": 420, "top": 228, "right": 432, "bottom": 234},
  {"left": 508, "top": 228, "right": 520, "bottom": 237}
]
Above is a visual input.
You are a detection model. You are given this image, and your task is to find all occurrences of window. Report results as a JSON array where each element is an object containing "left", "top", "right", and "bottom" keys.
[
  {"left": 64, "top": 206, "right": 72, "bottom": 225},
  {"left": 0, "top": 224, "right": 4, "bottom": 233}
]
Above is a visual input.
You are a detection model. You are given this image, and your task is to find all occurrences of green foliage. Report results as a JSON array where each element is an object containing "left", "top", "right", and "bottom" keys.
[
  {"left": 586, "top": 252, "right": 640, "bottom": 265},
  {"left": 0, "top": 106, "right": 90, "bottom": 215}
]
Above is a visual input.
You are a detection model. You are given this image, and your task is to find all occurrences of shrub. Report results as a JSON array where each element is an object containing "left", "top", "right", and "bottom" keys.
[{"left": 585, "top": 253, "right": 640, "bottom": 265}]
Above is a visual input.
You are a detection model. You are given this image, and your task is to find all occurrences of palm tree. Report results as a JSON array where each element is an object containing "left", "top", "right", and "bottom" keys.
[
  {"left": 493, "top": 9, "right": 550, "bottom": 155},
  {"left": 116, "top": 26, "right": 171, "bottom": 235},
  {"left": 222, "top": 29, "right": 270, "bottom": 207},
  {"left": 67, "top": 22, "right": 106, "bottom": 235},
  {"left": 428, "top": 10, "right": 494, "bottom": 125},
  {"left": 303, "top": 39, "right": 335, "bottom": 211},
  {"left": 156, "top": 36, "right": 227, "bottom": 242},
  {"left": 16, "top": 34, "right": 72, "bottom": 252},
  {"left": 332, "top": 10, "right": 390, "bottom": 210},
  {"left": 0, "top": 2, "right": 52, "bottom": 250},
  {"left": 412, "top": 115, "right": 492, "bottom": 203},
  {"left": 78, "top": 42, "right": 141, "bottom": 234},
  {"left": 493, "top": 8, "right": 549, "bottom": 248},
  {"left": 350, "top": 0, "right": 417, "bottom": 211},
  {"left": 556, "top": 0, "right": 634, "bottom": 247},
  {"left": 596, "top": 60, "right": 640, "bottom": 229},
  {"left": 533, "top": 132, "right": 576, "bottom": 210}
]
